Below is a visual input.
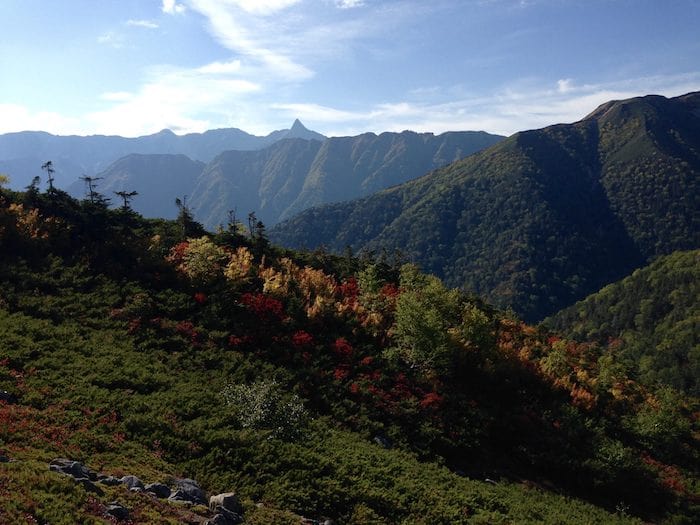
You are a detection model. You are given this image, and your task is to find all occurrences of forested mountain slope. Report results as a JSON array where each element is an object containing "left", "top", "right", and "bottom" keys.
[
  {"left": 69, "top": 153, "right": 205, "bottom": 220},
  {"left": 545, "top": 249, "right": 700, "bottom": 396},
  {"left": 270, "top": 92, "right": 700, "bottom": 321},
  {"left": 1, "top": 186, "right": 697, "bottom": 523},
  {"left": 188, "top": 130, "right": 503, "bottom": 228}
]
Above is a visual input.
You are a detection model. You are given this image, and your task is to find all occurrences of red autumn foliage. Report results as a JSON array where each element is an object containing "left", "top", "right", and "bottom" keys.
[
  {"left": 241, "top": 292, "right": 284, "bottom": 320},
  {"left": 228, "top": 335, "right": 251, "bottom": 348},
  {"left": 360, "top": 356, "right": 374, "bottom": 367},
  {"left": 167, "top": 241, "right": 189, "bottom": 266},
  {"left": 193, "top": 292, "right": 207, "bottom": 304},
  {"left": 337, "top": 277, "right": 359, "bottom": 299},
  {"left": 292, "top": 330, "right": 314, "bottom": 348},
  {"left": 349, "top": 382, "right": 360, "bottom": 394},
  {"left": 334, "top": 366, "right": 350, "bottom": 381},
  {"left": 420, "top": 392, "right": 444, "bottom": 409},
  {"left": 175, "top": 320, "right": 200, "bottom": 343},
  {"left": 380, "top": 283, "right": 400, "bottom": 298},
  {"left": 333, "top": 337, "right": 353, "bottom": 359}
]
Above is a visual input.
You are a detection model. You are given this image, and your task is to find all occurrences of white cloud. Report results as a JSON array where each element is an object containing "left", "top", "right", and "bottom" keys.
[
  {"left": 272, "top": 73, "right": 700, "bottom": 137},
  {"left": 224, "top": 0, "right": 302, "bottom": 15},
  {"left": 127, "top": 19, "right": 159, "bottom": 29},
  {"left": 186, "top": 0, "right": 313, "bottom": 82},
  {"left": 162, "top": 0, "right": 186, "bottom": 14},
  {"left": 97, "top": 31, "right": 125, "bottom": 48},
  {"left": 197, "top": 59, "right": 243, "bottom": 74},
  {"left": 557, "top": 78, "right": 574, "bottom": 93},
  {"left": 85, "top": 65, "right": 261, "bottom": 136},
  {"left": 0, "top": 104, "right": 82, "bottom": 135},
  {"left": 99, "top": 92, "right": 134, "bottom": 102},
  {"left": 336, "top": 0, "right": 365, "bottom": 8}
]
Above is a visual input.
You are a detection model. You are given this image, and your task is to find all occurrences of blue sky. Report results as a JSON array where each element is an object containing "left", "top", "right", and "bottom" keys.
[{"left": 1, "top": 0, "right": 699, "bottom": 137}]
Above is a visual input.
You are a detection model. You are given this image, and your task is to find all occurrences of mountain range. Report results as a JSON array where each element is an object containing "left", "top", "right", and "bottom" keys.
[
  {"left": 270, "top": 92, "right": 700, "bottom": 322},
  {"left": 68, "top": 129, "right": 504, "bottom": 225},
  {"left": 0, "top": 119, "right": 325, "bottom": 191}
]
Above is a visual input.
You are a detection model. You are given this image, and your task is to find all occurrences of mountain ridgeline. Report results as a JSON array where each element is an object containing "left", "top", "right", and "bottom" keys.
[
  {"left": 189, "top": 130, "right": 504, "bottom": 227},
  {"left": 0, "top": 119, "right": 325, "bottom": 191},
  {"left": 270, "top": 92, "right": 700, "bottom": 322},
  {"left": 67, "top": 129, "right": 503, "bottom": 225}
]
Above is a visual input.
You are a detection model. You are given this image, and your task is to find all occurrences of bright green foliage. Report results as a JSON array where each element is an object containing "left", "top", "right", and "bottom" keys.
[
  {"left": 389, "top": 264, "right": 462, "bottom": 374},
  {"left": 222, "top": 379, "right": 309, "bottom": 440},
  {"left": 546, "top": 249, "right": 700, "bottom": 395},
  {"left": 178, "top": 236, "right": 228, "bottom": 283}
]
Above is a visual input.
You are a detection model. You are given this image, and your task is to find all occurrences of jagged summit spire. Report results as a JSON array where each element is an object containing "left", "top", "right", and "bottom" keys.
[{"left": 290, "top": 118, "right": 307, "bottom": 131}]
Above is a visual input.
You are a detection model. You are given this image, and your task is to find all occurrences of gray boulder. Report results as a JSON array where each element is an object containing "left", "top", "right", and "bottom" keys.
[
  {"left": 74, "top": 477, "right": 104, "bottom": 495},
  {"left": 119, "top": 475, "right": 145, "bottom": 490},
  {"left": 145, "top": 482, "right": 171, "bottom": 499},
  {"left": 168, "top": 478, "right": 206, "bottom": 505},
  {"left": 209, "top": 492, "right": 242, "bottom": 514},
  {"left": 0, "top": 390, "right": 17, "bottom": 404},
  {"left": 49, "top": 458, "right": 96, "bottom": 480},
  {"left": 105, "top": 501, "right": 130, "bottom": 521},
  {"left": 97, "top": 475, "right": 122, "bottom": 486},
  {"left": 206, "top": 506, "right": 243, "bottom": 525},
  {"left": 373, "top": 435, "right": 392, "bottom": 449}
]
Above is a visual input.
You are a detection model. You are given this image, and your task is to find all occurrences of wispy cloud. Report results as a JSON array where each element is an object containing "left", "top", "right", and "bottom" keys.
[
  {"left": 224, "top": 0, "right": 302, "bottom": 15},
  {"left": 335, "top": 0, "right": 365, "bottom": 8},
  {"left": 274, "top": 73, "right": 700, "bottom": 137},
  {"left": 127, "top": 19, "right": 159, "bottom": 29},
  {"left": 185, "top": 0, "right": 313, "bottom": 82},
  {"left": 162, "top": 0, "right": 186, "bottom": 14},
  {"left": 86, "top": 65, "right": 261, "bottom": 136},
  {"left": 0, "top": 104, "right": 82, "bottom": 135},
  {"left": 97, "top": 31, "right": 125, "bottom": 49}
]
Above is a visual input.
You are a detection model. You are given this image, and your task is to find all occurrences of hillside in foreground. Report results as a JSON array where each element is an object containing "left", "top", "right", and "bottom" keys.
[
  {"left": 0, "top": 186, "right": 698, "bottom": 523},
  {"left": 270, "top": 92, "right": 700, "bottom": 322}
]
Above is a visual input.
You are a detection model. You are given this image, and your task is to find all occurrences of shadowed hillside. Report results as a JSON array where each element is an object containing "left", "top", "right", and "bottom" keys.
[{"left": 270, "top": 92, "right": 700, "bottom": 322}]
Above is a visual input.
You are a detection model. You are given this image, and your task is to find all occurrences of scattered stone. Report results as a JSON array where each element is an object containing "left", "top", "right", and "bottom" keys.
[
  {"left": 373, "top": 435, "right": 392, "bottom": 449},
  {"left": 145, "top": 482, "right": 171, "bottom": 499},
  {"left": 74, "top": 477, "right": 104, "bottom": 495},
  {"left": 105, "top": 501, "right": 130, "bottom": 521},
  {"left": 209, "top": 492, "right": 242, "bottom": 514},
  {"left": 206, "top": 506, "right": 243, "bottom": 525},
  {"left": 0, "top": 390, "right": 17, "bottom": 404},
  {"left": 98, "top": 475, "right": 122, "bottom": 486},
  {"left": 49, "top": 458, "right": 96, "bottom": 481},
  {"left": 168, "top": 478, "right": 206, "bottom": 505},
  {"left": 119, "top": 474, "right": 145, "bottom": 490}
]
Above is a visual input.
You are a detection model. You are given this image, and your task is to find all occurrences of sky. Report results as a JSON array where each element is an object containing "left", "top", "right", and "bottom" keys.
[{"left": 1, "top": 0, "right": 699, "bottom": 138}]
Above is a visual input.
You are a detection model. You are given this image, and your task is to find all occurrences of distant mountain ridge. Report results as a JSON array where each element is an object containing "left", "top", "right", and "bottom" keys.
[
  {"left": 270, "top": 92, "right": 700, "bottom": 321},
  {"left": 189, "top": 130, "right": 504, "bottom": 227},
  {"left": 64, "top": 129, "right": 504, "bottom": 225},
  {"left": 0, "top": 120, "right": 325, "bottom": 190}
]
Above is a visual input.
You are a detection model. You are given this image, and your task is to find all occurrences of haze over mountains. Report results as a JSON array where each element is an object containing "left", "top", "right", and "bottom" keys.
[
  {"left": 0, "top": 121, "right": 503, "bottom": 226},
  {"left": 270, "top": 92, "right": 700, "bottom": 322},
  {"left": 0, "top": 118, "right": 326, "bottom": 191}
]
